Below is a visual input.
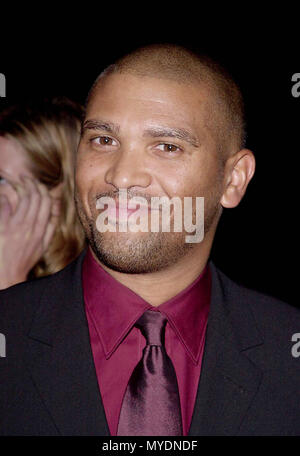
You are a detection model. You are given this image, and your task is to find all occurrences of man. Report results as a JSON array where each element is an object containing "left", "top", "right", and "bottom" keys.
[{"left": 1, "top": 44, "right": 300, "bottom": 436}]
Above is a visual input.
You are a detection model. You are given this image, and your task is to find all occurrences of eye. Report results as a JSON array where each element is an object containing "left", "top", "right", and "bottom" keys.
[
  {"left": 0, "top": 175, "right": 7, "bottom": 185},
  {"left": 156, "top": 143, "right": 181, "bottom": 153},
  {"left": 91, "top": 136, "right": 118, "bottom": 146}
]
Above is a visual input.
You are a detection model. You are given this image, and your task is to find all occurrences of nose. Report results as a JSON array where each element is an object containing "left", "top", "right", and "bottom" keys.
[{"left": 104, "top": 147, "right": 152, "bottom": 191}]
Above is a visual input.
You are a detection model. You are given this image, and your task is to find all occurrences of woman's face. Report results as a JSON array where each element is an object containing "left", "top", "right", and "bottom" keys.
[{"left": 0, "top": 136, "right": 34, "bottom": 213}]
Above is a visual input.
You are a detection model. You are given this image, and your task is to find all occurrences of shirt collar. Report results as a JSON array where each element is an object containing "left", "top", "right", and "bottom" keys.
[{"left": 82, "top": 247, "right": 211, "bottom": 365}]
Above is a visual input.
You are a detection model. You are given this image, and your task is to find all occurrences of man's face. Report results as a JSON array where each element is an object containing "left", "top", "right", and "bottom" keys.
[{"left": 75, "top": 73, "right": 225, "bottom": 273}]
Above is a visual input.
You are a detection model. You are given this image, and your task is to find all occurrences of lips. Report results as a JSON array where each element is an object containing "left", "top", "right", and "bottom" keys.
[{"left": 106, "top": 202, "right": 153, "bottom": 220}]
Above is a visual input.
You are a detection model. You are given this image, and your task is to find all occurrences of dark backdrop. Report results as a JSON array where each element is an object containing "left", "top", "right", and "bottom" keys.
[{"left": 1, "top": 19, "right": 299, "bottom": 307}]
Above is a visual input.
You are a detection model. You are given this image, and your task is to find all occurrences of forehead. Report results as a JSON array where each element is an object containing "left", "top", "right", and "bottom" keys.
[{"left": 86, "top": 73, "right": 214, "bottom": 134}]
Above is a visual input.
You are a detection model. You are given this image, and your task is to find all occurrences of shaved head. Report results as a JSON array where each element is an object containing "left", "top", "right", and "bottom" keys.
[{"left": 86, "top": 44, "right": 246, "bottom": 156}]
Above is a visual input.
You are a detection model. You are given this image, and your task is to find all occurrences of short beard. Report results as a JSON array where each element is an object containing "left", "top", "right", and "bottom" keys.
[
  {"left": 74, "top": 187, "right": 222, "bottom": 275},
  {"left": 91, "top": 228, "right": 194, "bottom": 274}
]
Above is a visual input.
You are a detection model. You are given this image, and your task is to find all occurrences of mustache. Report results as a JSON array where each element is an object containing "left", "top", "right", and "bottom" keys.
[{"left": 94, "top": 190, "right": 158, "bottom": 206}]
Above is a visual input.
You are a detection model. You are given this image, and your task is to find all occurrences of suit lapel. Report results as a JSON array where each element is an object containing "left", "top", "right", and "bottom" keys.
[
  {"left": 189, "top": 263, "right": 264, "bottom": 436},
  {"left": 26, "top": 249, "right": 110, "bottom": 436}
]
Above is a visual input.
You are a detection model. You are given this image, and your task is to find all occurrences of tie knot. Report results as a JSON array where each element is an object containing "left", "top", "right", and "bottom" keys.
[{"left": 135, "top": 310, "right": 167, "bottom": 346}]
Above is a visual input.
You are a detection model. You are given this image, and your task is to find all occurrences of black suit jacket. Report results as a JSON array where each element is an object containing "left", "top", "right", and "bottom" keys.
[{"left": 1, "top": 248, "right": 300, "bottom": 436}]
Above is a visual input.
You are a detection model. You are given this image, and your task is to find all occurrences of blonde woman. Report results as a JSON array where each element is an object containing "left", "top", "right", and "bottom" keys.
[{"left": 0, "top": 97, "right": 86, "bottom": 289}]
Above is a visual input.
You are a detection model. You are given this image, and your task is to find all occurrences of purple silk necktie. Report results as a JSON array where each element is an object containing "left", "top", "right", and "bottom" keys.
[{"left": 117, "top": 310, "right": 183, "bottom": 436}]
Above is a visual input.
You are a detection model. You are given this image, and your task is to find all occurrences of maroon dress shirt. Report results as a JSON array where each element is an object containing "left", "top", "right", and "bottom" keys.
[{"left": 82, "top": 247, "right": 211, "bottom": 436}]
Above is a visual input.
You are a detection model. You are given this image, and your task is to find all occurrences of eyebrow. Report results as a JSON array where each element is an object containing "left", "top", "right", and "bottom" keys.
[
  {"left": 82, "top": 119, "right": 120, "bottom": 136},
  {"left": 82, "top": 119, "right": 199, "bottom": 148},
  {"left": 143, "top": 126, "right": 199, "bottom": 148}
]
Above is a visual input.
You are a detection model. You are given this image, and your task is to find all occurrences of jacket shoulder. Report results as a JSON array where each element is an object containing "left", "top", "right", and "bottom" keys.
[
  {"left": 0, "top": 249, "right": 86, "bottom": 332},
  {"left": 212, "top": 263, "right": 300, "bottom": 342}
]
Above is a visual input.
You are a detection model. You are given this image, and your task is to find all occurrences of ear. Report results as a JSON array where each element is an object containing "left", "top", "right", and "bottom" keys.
[
  {"left": 48, "top": 182, "right": 63, "bottom": 199},
  {"left": 220, "top": 149, "right": 256, "bottom": 208},
  {"left": 48, "top": 182, "right": 63, "bottom": 218}
]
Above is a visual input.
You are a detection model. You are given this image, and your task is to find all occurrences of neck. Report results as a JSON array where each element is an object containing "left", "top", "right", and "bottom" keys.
[{"left": 89, "top": 234, "right": 214, "bottom": 307}]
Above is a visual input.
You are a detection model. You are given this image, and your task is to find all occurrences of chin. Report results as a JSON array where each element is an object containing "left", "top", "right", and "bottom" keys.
[{"left": 89, "top": 227, "right": 192, "bottom": 275}]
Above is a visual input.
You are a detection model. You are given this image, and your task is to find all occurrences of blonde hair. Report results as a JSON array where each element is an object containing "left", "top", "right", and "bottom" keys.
[{"left": 0, "top": 97, "right": 86, "bottom": 278}]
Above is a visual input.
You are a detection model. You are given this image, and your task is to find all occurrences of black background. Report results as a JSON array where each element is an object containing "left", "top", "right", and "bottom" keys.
[{"left": 1, "top": 12, "right": 299, "bottom": 308}]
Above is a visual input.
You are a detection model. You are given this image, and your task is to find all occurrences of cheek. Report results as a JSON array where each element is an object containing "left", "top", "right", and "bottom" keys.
[
  {"left": 188, "top": 153, "right": 224, "bottom": 197},
  {"left": 75, "top": 152, "right": 100, "bottom": 192},
  {"left": 152, "top": 159, "right": 192, "bottom": 197},
  {"left": 156, "top": 160, "right": 218, "bottom": 199},
  {"left": 75, "top": 158, "right": 93, "bottom": 215},
  {"left": 76, "top": 150, "right": 108, "bottom": 185},
  {"left": 75, "top": 156, "right": 109, "bottom": 217}
]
